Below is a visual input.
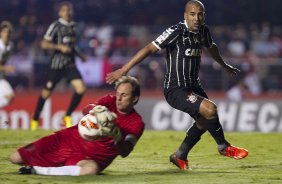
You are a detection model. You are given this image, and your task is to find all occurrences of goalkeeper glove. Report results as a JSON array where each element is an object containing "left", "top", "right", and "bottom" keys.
[
  {"left": 89, "top": 105, "right": 117, "bottom": 124},
  {"left": 100, "top": 121, "right": 122, "bottom": 143},
  {"left": 111, "top": 125, "right": 122, "bottom": 143}
]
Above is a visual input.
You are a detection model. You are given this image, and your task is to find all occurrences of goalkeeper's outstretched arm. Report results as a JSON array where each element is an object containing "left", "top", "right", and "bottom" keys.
[{"left": 116, "top": 134, "right": 137, "bottom": 157}]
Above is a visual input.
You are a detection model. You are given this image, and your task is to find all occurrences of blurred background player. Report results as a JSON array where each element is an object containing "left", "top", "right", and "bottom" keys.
[
  {"left": 30, "top": 1, "right": 87, "bottom": 130},
  {"left": 10, "top": 76, "right": 145, "bottom": 176},
  {"left": 106, "top": 0, "right": 248, "bottom": 171},
  {"left": 0, "top": 21, "right": 15, "bottom": 109}
]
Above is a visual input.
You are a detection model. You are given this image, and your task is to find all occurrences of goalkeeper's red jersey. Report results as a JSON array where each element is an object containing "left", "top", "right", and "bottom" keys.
[{"left": 18, "top": 95, "right": 145, "bottom": 170}]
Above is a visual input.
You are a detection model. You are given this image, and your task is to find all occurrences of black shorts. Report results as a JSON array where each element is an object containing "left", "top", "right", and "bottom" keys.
[
  {"left": 164, "top": 85, "right": 209, "bottom": 118},
  {"left": 44, "top": 65, "right": 82, "bottom": 91}
]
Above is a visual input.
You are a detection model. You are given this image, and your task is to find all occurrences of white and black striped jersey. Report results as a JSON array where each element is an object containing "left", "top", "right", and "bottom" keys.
[
  {"left": 44, "top": 18, "right": 78, "bottom": 69},
  {"left": 0, "top": 38, "right": 13, "bottom": 78},
  {"left": 152, "top": 20, "right": 213, "bottom": 88}
]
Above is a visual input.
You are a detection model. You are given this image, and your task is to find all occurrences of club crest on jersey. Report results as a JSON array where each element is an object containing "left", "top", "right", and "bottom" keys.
[
  {"left": 193, "top": 36, "right": 200, "bottom": 43},
  {"left": 186, "top": 93, "right": 198, "bottom": 103},
  {"left": 185, "top": 48, "right": 202, "bottom": 56}
]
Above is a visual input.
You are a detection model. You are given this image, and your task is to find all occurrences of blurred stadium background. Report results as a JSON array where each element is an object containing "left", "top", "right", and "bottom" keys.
[{"left": 1, "top": 0, "right": 282, "bottom": 132}]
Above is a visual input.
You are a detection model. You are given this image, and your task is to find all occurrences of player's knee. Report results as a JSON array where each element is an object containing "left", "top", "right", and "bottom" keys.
[
  {"left": 9, "top": 151, "right": 22, "bottom": 164},
  {"left": 205, "top": 105, "right": 217, "bottom": 119},
  {"left": 6, "top": 94, "right": 14, "bottom": 103},
  {"left": 77, "top": 160, "right": 100, "bottom": 175},
  {"left": 201, "top": 101, "right": 218, "bottom": 119},
  {"left": 41, "top": 89, "right": 51, "bottom": 99},
  {"left": 76, "top": 88, "right": 86, "bottom": 95},
  {"left": 80, "top": 167, "right": 99, "bottom": 176},
  {"left": 75, "top": 85, "right": 86, "bottom": 94},
  {"left": 80, "top": 165, "right": 99, "bottom": 175}
]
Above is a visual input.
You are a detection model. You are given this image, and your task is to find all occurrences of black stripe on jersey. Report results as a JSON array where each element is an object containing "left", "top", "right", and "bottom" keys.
[{"left": 153, "top": 21, "right": 213, "bottom": 88}]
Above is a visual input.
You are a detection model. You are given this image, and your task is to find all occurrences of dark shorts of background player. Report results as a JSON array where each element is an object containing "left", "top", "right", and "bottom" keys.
[
  {"left": 44, "top": 65, "right": 83, "bottom": 91},
  {"left": 164, "top": 85, "right": 209, "bottom": 119}
]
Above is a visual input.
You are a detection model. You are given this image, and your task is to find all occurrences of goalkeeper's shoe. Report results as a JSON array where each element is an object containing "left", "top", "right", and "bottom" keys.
[
  {"left": 220, "top": 145, "right": 248, "bottom": 159},
  {"left": 30, "top": 119, "right": 39, "bottom": 131},
  {"left": 63, "top": 116, "right": 72, "bottom": 128},
  {"left": 19, "top": 166, "right": 35, "bottom": 174},
  {"left": 169, "top": 153, "right": 189, "bottom": 170}
]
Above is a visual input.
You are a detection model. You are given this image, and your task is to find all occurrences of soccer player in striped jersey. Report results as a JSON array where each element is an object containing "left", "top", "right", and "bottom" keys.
[
  {"left": 31, "top": 1, "right": 86, "bottom": 130},
  {"left": 0, "top": 21, "right": 15, "bottom": 108},
  {"left": 106, "top": 0, "right": 248, "bottom": 171}
]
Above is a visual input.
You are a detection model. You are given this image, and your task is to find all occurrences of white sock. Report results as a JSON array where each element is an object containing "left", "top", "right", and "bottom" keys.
[
  {"left": 33, "top": 166, "right": 81, "bottom": 176},
  {"left": 0, "top": 96, "right": 9, "bottom": 108}
]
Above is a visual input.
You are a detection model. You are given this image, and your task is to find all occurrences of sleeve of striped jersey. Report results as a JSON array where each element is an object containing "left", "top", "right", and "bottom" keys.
[
  {"left": 202, "top": 26, "right": 214, "bottom": 48},
  {"left": 152, "top": 25, "right": 180, "bottom": 50},
  {"left": 44, "top": 22, "right": 57, "bottom": 41}
]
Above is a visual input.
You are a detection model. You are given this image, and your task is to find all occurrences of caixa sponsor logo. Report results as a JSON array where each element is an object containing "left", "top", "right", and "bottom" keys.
[
  {"left": 149, "top": 101, "right": 282, "bottom": 132},
  {"left": 185, "top": 48, "right": 202, "bottom": 56}
]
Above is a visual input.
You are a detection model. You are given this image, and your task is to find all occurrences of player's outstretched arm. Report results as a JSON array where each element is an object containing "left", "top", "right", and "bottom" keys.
[
  {"left": 0, "top": 65, "right": 15, "bottom": 73},
  {"left": 116, "top": 140, "right": 134, "bottom": 158},
  {"left": 74, "top": 46, "right": 87, "bottom": 62},
  {"left": 106, "top": 43, "right": 158, "bottom": 84},
  {"left": 208, "top": 43, "right": 240, "bottom": 76}
]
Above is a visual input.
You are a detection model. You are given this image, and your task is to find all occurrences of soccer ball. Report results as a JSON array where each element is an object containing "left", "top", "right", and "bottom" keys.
[{"left": 78, "top": 114, "right": 103, "bottom": 141}]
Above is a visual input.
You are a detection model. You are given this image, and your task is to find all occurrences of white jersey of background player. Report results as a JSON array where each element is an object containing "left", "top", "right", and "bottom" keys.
[{"left": 0, "top": 21, "right": 15, "bottom": 108}]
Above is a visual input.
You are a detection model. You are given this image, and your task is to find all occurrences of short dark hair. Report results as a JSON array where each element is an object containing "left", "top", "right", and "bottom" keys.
[
  {"left": 115, "top": 76, "right": 141, "bottom": 104},
  {"left": 56, "top": 1, "right": 73, "bottom": 12},
  {"left": 0, "top": 21, "right": 13, "bottom": 32}
]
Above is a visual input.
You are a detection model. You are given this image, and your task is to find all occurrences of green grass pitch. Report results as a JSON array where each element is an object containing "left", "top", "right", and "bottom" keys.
[{"left": 1, "top": 130, "right": 282, "bottom": 184}]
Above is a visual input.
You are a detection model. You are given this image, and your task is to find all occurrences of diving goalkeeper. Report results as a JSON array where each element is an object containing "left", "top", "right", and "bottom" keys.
[{"left": 10, "top": 76, "right": 145, "bottom": 176}]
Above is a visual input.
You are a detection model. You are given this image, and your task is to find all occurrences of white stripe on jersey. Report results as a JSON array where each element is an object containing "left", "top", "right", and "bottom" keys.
[
  {"left": 44, "top": 23, "right": 56, "bottom": 41},
  {"left": 64, "top": 59, "right": 67, "bottom": 67},
  {"left": 58, "top": 28, "right": 62, "bottom": 44},
  {"left": 51, "top": 55, "right": 56, "bottom": 68},
  {"left": 152, "top": 41, "right": 161, "bottom": 50},
  {"left": 59, "top": 56, "right": 63, "bottom": 69},
  {"left": 168, "top": 35, "right": 179, "bottom": 44},
  {"left": 183, "top": 58, "right": 186, "bottom": 87},
  {"left": 189, "top": 58, "right": 192, "bottom": 85},
  {"left": 167, "top": 48, "right": 172, "bottom": 88},
  {"left": 55, "top": 55, "right": 60, "bottom": 69},
  {"left": 176, "top": 44, "right": 180, "bottom": 86}
]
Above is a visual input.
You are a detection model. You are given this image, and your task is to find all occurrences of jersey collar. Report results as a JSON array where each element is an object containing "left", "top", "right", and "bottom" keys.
[
  {"left": 58, "top": 18, "right": 75, "bottom": 26},
  {"left": 183, "top": 20, "right": 199, "bottom": 34}
]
